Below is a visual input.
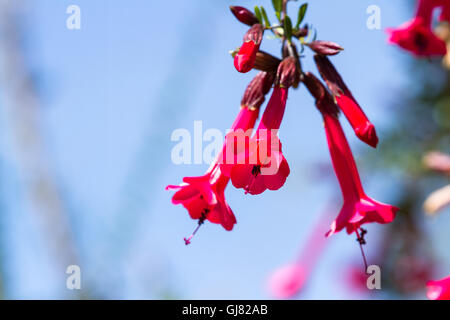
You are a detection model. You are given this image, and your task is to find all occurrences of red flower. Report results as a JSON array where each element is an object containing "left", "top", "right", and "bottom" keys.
[
  {"left": 221, "top": 87, "right": 290, "bottom": 194},
  {"left": 303, "top": 73, "right": 398, "bottom": 236},
  {"left": 166, "top": 105, "right": 259, "bottom": 234},
  {"left": 427, "top": 276, "right": 450, "bottom": 300},
  {"left": 222, "top": 58, "right": 299, "bottom": 194},
  {"left": 323, "top": 113, "right": 398, "bottom": 236},
  {"left": 440, "top": 1, "right": 450, "bottom": 22},
  {"left": 167, "top": 72, "right": 274, "bottom": 243},
  {"left": 234, "top": 24, "right": 263, "bottom": 73},
  {"left": 314, "top": 55, "right": 379, "bottom": 148},
  {"left": 387, "top": 0, "right": 447, "bottom": 56}
]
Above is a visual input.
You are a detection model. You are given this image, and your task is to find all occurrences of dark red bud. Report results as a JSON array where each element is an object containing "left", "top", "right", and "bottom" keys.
[
  {"left": 307, "top": 41, "right": 344, "bottom": 56},
  {"left": 293, "top": 27, "right": 309, "bottom": 38},
  {"left": 313, "top": 54, "right": 346, "bottom": 96},
  {"left": 302, "top": 72, "right": 340, "bottom": 117},
  {"left": 230, "top": 6, "right": 260, "bottom": 26},
  {"left": 276, "top": 57, "right": 300, "bottom": 88},
  {"left": 241, "top": 71, "right": 275, "bottom": 109},
  {"left": 253, "top": 51, "right": 281, "bottom": 73}
]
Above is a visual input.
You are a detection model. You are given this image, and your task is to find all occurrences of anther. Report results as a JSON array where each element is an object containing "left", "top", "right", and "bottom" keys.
[{"left": 183, "top": 210, "right": 209, "bottom": 245}]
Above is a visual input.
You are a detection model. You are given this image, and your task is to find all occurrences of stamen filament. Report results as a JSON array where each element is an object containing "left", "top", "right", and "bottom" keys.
[
  {"left": 183, "top": 210, "right": 208, "bottom": 245},
  {"left": 355, "top": 228, "right": 369, "bottom": 274}
]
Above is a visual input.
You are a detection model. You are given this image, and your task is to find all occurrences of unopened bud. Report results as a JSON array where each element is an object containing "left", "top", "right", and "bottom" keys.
[
  {"left": 302, "top": 72, "right": 339, "bottom": 116},
  {"left": 307, "top": 41, "right": 344, "bottom": 56},
  {"left": 313, "top": 55, "right": 346, "bottom": 96},
  {"left": 293, "top": 27, "right": 309, "bottom": 38},
  {"left": 230, "top": 6, "right": 260, "bottom": 26},
  {"left": 276, "top": 57, "right": 300, "bottom": 88},
  {"left": 253, "top": 51, "right": 281, "bottom": 73},
  {"left": 241, "top": 71, "right": 275, "bottom": 109}
]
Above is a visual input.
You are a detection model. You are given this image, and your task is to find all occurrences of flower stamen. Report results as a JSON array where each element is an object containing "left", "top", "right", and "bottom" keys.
[
  {"left": 184, "top": 209, "right": 209, "bottom": 245},
  {"left": 355, "top": 227, "right": 369, "bottom": 274}
]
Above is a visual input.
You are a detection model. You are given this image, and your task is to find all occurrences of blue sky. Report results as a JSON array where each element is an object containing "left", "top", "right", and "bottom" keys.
[{"left": 2, "top": 0, "right": 446, "bottom": 299}]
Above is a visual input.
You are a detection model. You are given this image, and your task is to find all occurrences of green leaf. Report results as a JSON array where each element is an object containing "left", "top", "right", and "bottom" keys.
[
  {"left": 275, "top": 11, "right": 281, "bottom": 21},
  {"left": 254, "top": 6, "right": 263, "bottom": 24},
  {"left": 271, "top": 0, "right": 283, "bottom": 14},
  {"left": 260, "top": 6, "right": 270, "bottom": 28},
  {"left": 295, "top": 3, "right": 308, "bottom": 29},
  {"left": 284, "top": 16, "right": 293, "bottom": 41}
]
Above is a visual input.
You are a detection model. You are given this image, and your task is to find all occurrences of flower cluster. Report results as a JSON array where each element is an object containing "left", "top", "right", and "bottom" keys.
[
  {"left": 167, "top": 1, "right": 397, "bottom": 267},
  {"left": 387, "top": 0, "right": 450, "bottom": 65}
]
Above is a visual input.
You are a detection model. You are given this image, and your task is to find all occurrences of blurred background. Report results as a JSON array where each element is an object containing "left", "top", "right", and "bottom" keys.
[{"left": 0, "top": 0, "right": 448, "bottom": 299}]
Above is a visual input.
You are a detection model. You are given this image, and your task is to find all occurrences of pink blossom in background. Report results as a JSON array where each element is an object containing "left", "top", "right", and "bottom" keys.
[
  {"left": 427, "top": 276, "right": 450, "bottom": 300},
  {"left": 268, "top": 210, "right": 331, "bottom": 299},
  {"left": 387, "top": 0, "right": 447, "bottom": 57}
]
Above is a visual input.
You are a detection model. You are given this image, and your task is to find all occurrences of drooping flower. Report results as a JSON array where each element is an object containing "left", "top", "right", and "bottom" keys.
[
  {"left": 386, "top": 0, "right": 447, "bottom": 57},
  {"left": 303, "top": 73, "right": 398, "bottom": 236},
  {"left": 222, "top": 57, "right": 299, "bottom": 195},
  {"left": 427, "top": 275, "right": 450, "bottom": 300},
  {"left": 423, "top": 151, "right": 450, "bottom": 215},
  {"left": 167, "top": 72, "right": 274, "bottom": 243},
  {"left": 314, "top": 55, "right": 379, "bottom": 148},
  {"left": 423, "top": 151, "right": 450, "bottom": 175},
  {"left": 268, "top": 264, "right": 306, "bottom": 299},
  {"left": 268, "top": 209, "right": 331, "bottom": 299},
  {"left": 234, "top": 24, "right": 264, "bottom": 73},
  {"left": 423, "top": 184, "right": 450, "bottom": 215}
]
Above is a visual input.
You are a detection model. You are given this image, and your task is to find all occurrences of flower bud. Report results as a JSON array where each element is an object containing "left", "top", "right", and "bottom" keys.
[
  {"left": 293, "top": 27, "right": 309, "bottom": 38},
  {"left": 241, "top": 71, "right": 275, "bottom": 109},
  {"left": 276, "top": 57, "right": 300, "bottom": 88},
  {"left": 253, "top": 51, "right": 281, "bottom": 73},
  {"left": 229, "top": 6, "right": 260, "bottom": 26},
  {"left": 307, "top": 41, "right": 344, "bottom": 56},
  {"left": 302, "top": 72, "right": 339, "bottom": 117},
  {"left": 314, "top": 55, "right": 379, "bottom": 148}
]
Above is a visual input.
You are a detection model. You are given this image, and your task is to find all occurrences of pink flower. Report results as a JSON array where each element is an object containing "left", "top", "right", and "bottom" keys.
[
  {"left": 427, "top": 276, "right": 450, "bottom": 300},
  {"left": 387, "top": 0, "right": 447, "bottom": 57},
  {"left": 268, "top": 264, "right": 306, "bottom": 299},
  {"left": 222, "top": 58, "right": 299, "bottom": 195},
  {"left": 167, "top": 72, "right": 274, "bottom": 243},
  {"left": 345, "top": 266, "right": 369, "bottom": 293},
  {"left": 302, "top": 73, "right": 398, "bottom": 236},
  {"left": 234, "top": 24, "right": 263, "bottom": 73},
  {"left": 268, "top": 209, "right": 330, "bottom": 299},
  {"left": 314, "top": 55, "right": 379, "bottom": 148}
]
